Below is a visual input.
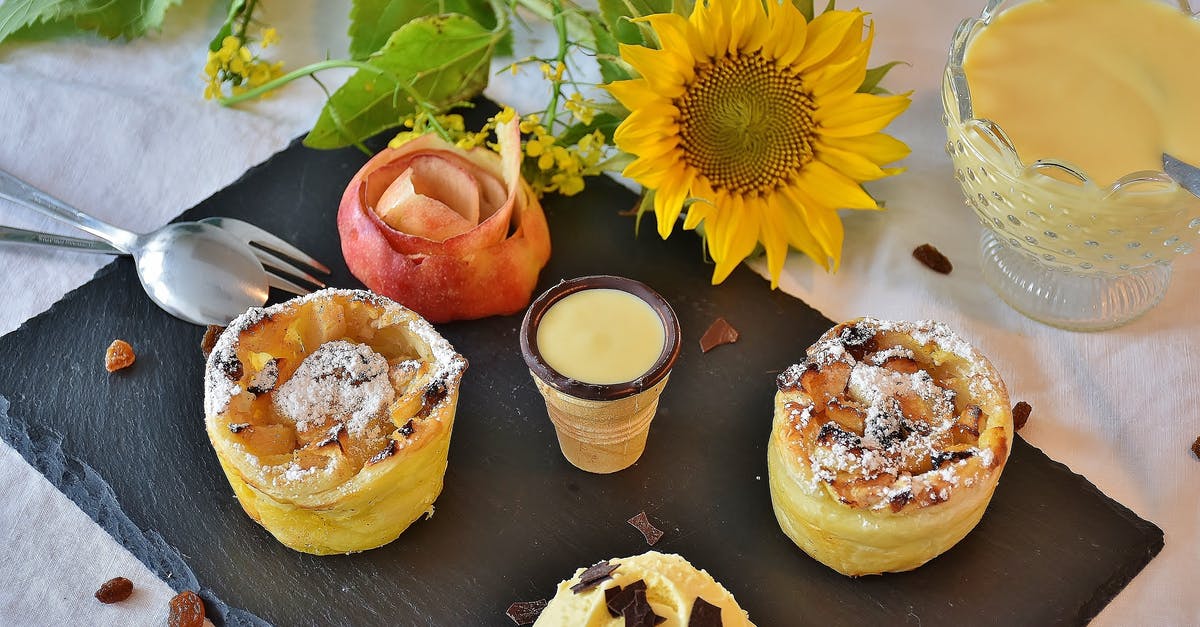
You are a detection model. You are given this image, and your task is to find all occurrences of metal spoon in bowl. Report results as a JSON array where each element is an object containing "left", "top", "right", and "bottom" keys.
[
  {"left": 0, "top": 168, "right": 268, "bottom": 326},
  {"left": 1163, "top": 153, "right": 1200, "bottom": 199}
]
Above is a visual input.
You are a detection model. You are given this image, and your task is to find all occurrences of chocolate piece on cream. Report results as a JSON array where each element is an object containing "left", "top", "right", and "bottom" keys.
[
  {"left": 569, "top": 560, "right": 619, "bottom": 594},
  {"left": 689, "top": 596, "right": 724, "bottom": 627}
]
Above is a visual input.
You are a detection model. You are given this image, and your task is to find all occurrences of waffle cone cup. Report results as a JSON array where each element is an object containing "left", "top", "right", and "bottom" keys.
[
  {"left": 533, "top": 373, "right": 670, "bottom": 474},
  {"left": 521, "top": 276, "right": 681, "bottom": 475}
]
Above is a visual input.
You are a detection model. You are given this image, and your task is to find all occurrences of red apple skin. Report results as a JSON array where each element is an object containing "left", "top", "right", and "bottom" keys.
[{"left": 337, "top": 125, "right": 551, "bottom": 323}]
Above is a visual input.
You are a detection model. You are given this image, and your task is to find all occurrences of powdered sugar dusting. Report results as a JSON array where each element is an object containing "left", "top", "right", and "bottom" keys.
[
  {"left": 273, "top": 341, "right": 395, "bottom": 437},
  {"left": 781, "top": 318, "right": 1003, "bottom": 510}
]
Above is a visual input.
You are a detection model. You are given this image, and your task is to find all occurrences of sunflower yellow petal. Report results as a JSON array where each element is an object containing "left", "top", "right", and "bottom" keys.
[
  {"left": 691, "top": 0, "right": 730, "bottom": 59},
  {"left": 758, "top": 200, "right": 792, "bottom": 288},
  {"left": 791, "top": 10, "right": 862, "bottom": 73},
  {"left": 653, "top": 176, "right": 690, "bottom": 239},
  {"left": 816, "top": 142, "right": 892, "bottom": 182},
  {"left": 816, "top": 92, "right": 911, "bottom": 138},
  {"left": 809, "top": 27, "right": 873, "bottom": 100},
  {"left": 638, "top": 13, "right": 704, "bottom": 73},
  {"left": 607, "top": 79, "right": 660, "bottom": 110},
  {"left": 821, "top": 132, "right": 912, "bottom": 165},
  {"left": 796, "top": 160, "right": 879, "bottom": 209},
  {"left": 623, "top": 155, "right": 678, "bottom": 187},
  {"left": 727, "top": 0, "right": 768, "bottom": 55},
  {"left": 618, "top": 45, "right": 689, "bottom": 97},
  {"left": 707, "top": 195, "right": 761, "bottom": 284},
  {"left": 775, "top": 194, "right": 831, "bottom": 269}
]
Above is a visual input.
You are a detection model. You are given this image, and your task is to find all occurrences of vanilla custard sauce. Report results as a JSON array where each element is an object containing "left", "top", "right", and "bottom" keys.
[
  {"left": 536, "top": 288, "right": 665, "bottom": 385},
  {"left": 964, "top": 0, "right": 1200, "bottom": 186}
]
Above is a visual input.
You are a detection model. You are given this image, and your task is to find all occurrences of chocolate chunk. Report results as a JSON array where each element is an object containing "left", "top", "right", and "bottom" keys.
[
  {"left": 931, "top": 449, "right": 975, "bottom": 469},
  {"left": 569, "top": 560, "right": 619, "bottom": 594},
  {"left": 1191, "top": 436, "right": 1200, "bottom": 460},
  {"left": 1012, "top": 401, "right": 1032, "bottom": 431},
  {"left": 913, "top": 243, "right": 953, "bottom": 274},
  {"left": 816, "top": 422, "right": 862, "bottom": 449},
  {"left": 621, "top": 589, "right": 662, "bottom": 627},
  {"left": 366, "top": 439, "right": 397, "bottom": 465},
  {"left": 776, "top": 362, "right": 815, "bottom": 391},
  {"left": 627, "top": 511, "right": 664, "bottom": 546},
  {"left": 888, "top": 490, "right": 914, "bottom": 513},
  {"left": 399, "top": 419, "right": 415, "bottom": 437},
  {"left": 200, "top": 325, "right": 223, "bottom": 358},
  {"left": 417, "top": 380, "right": 449, "bottom": 418},
  {"left": 227, "top": 423, "right": 250, "bottom": 434},
  {"left": 94, "top": 576, "right": 133, "bottom": 603},
  {"left": 700, "top": 317, "right": 739, "bottom": 353},
  {"left": 504, "top": 599, "right": 547, "bottom": 625},
  {"left": 605, "top": 579, "right": 648, "bottom": 617},
  {"left": 688, "top": 597, "right": 724, "bottom": 627}
]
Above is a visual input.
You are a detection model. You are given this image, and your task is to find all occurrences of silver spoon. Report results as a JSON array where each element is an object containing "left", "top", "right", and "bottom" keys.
[
  {"left": 0, "top": 168, "right": 268, "bottom": 326},
  {"left": 1163, "top": 153, "right": 1200, "bottom": 198}
]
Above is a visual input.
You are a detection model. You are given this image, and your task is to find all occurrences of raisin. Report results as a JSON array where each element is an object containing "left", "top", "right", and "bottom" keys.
[
  {"left": 104, "top": 340, "right": 136, "bottom": 372},
  {"left": 1012, "top": 401, "right": 1033, "bottom": 431},
  {"left": 94, "top": 577, "right": 133, "bottom": 604},
  {"left": 167, "top": 590, "right": 205, "bottom": 627},
  {"left": 1190, "top": 435, "right": 1199, "bottom": 460},
  {"left": 913, "top": 243, "right": 953, "bottom": 274}
]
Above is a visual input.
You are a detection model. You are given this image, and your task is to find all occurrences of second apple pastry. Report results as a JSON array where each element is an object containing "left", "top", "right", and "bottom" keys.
[{"left": 767, "top": 318, "right": 1013, "bottom": 576}]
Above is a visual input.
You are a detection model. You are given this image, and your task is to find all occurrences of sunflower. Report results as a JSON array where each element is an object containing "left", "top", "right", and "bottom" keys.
[{"left": 608, "top": 0, "right": 911, "bottom": 286}]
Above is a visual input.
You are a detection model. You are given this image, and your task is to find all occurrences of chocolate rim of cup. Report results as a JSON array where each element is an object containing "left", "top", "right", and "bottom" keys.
[{"left": 520, "top": 275, "right": 681, "bottom": 402}]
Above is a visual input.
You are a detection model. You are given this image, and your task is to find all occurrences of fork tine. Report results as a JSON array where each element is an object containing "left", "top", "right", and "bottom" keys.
[
  {"left": 267, "top": 270, "right": 312, "bottom": 296},
  {"left": 254, "top": 247, "right": 327, "bottom": 289},
  {"left": 202, "top": 217, "right": 332, "bottom": 274}
]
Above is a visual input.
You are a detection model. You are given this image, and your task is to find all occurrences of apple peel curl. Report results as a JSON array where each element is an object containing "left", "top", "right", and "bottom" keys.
[{"left": 337, "top": 119, "right": 551, "bottom": 322}]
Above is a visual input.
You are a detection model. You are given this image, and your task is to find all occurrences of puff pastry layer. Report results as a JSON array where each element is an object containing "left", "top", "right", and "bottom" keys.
[
  {"left": 203, "top": 288, "right": 467, "bottom": 555},
  {"left": 767, "top": 318, "right": 1012, "bottom": 575}
]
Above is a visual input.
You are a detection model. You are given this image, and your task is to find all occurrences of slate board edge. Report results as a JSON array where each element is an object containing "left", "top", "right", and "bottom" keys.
[
  {"left": 0, "top": 395, "right": 267, "bottom": 627},
  {"left": 1015, "top": 436, "right": 1166, "bottom": 622}
]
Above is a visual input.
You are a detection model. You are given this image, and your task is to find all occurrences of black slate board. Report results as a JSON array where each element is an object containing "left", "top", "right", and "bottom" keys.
[{"left": 0, "top": 115, "right": 1163, "bottom": 625}]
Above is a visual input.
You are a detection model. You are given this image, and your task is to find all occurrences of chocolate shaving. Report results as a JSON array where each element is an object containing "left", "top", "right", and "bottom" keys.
[
  {"left": 1191, "top": 436, "right": 1200, "bottom": 460},
  {"left": 699, "top": 317, "right": 739, "bottom": 353},
  {"left": 569, "top": 560, "right": 619, "bottom": 594},
  {"left": 1012, "top": 401, "right": 1033, "bottom": 431},
  {"left": 626, "top": 511, "right": 664, "bottom": 546},
  {"left": 366, "top": 439, "right": 397, "bottom": 465},
  {"left": 200, "top": 326, "right": 223, "bottom": 358},
  {"left": 913, "top": 243, "right": 953, "bottom": 274},
  {"left": 227, "top": 423, "right": 250, "bottom": 434},
  {"left": 605, "top": 579, "right": 647, "bottom": 617},
  {"left": 688, "top": 597, "right": 724, "bottom": 627},
  {"left": 621, "top": 589, "right": 661, "bottom": 627},
  {"left": 399, "top": 419, "right": 415, "bottom": 437},
  {"left": 504, "top": 599, "right": 547, "bottom": 625}
]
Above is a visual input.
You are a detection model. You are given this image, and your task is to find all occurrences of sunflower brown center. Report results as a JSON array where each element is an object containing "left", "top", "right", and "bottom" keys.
[{"left": 675, "top": 52, "right": 817, "bottom": 195}]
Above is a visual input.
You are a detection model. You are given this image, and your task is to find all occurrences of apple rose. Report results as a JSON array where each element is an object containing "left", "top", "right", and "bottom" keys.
[{"left": 337, "top": 117, "right": 552, "bottom": 322}]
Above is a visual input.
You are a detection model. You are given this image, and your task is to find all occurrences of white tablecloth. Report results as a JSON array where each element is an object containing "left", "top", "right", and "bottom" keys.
[{"left": 0, "top": 1, "right": 1195, "bottom": 624}]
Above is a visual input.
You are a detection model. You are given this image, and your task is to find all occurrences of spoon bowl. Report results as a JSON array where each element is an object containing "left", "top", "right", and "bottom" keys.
[{"left": 133, "top": 222, "right": 269, "bottom": 325}]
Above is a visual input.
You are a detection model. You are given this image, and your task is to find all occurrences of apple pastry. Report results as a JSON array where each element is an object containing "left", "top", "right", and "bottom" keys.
[
  {"left": 203, "top": 288, "right": 467, "bottom": 555},
  {"left": 767, "top": 318, "right": 1013, "bottom": 576}
]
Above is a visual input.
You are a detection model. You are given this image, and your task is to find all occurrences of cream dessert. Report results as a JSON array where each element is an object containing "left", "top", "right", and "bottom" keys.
[
  {"left": 535, "top": 552, "right": 754, "bottom": 626},
  {"left": 964, "top": 0, "right": 1200, "bottom": 185},
  {"left": 536, "top": 288, "right": 666, "bottom": 385}
]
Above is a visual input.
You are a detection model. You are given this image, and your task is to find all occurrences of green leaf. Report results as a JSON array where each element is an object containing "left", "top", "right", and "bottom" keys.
[
  {"left": 305, "top": 14, "right": 499, "bottom": 149},
  {"left": 859, "top": 61, "right": 906, "bottom": 94},
  {"left": 208, "top": 0, "right": 246, "bottom": 52},
  {"left": 0, "top": 0, "right": 181, "bottom": 42},
  {"left": 347, "top": 0, "right": 500, "bottom": 60},
  {"left": 598, "top": 0, "right": 672, "bottom": 47},
  {"left": 791, "top": 0, "right": 815, "bottom": 21}
]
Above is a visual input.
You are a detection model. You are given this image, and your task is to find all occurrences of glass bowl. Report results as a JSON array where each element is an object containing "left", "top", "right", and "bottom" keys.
[{"left": 942, "top": 0, "right": 1200, "bottom": 331}]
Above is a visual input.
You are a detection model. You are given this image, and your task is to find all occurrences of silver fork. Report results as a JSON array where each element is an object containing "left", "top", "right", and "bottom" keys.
[{"left": 0, "top": 222, "right": 328, "bottom": 297}]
